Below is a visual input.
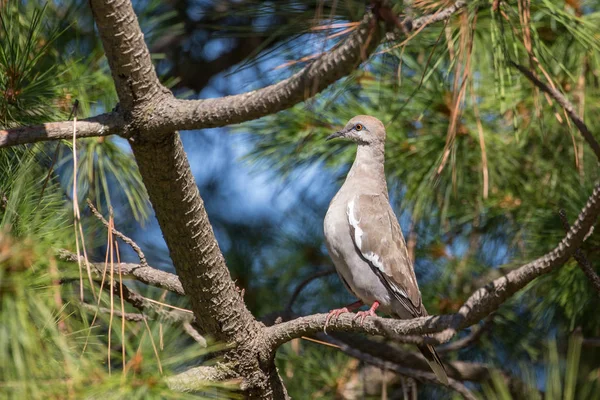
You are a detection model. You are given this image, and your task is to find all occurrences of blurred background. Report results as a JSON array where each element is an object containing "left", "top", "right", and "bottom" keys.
[{"left": 1, "top": 0, "right": 599, "bottom": 398}]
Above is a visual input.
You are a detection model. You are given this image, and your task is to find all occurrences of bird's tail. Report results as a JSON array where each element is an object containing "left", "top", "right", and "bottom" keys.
[{"left": 417, "top": 344, "right": 448, "bottom": 385}]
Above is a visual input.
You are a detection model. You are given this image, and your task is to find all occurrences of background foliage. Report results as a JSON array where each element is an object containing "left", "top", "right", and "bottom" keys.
[{"left": 1, "top": 0, "right": 599, "bottom": 398}]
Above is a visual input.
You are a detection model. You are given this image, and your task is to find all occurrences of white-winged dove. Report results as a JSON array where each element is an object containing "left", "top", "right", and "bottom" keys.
[{"left": 323, "top": 115, "right": 448, "bottom": 384}]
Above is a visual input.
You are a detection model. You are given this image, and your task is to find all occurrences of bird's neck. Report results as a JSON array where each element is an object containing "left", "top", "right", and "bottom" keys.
[{"left": 344, "top": 142, "right": 387, "bottom": 193}]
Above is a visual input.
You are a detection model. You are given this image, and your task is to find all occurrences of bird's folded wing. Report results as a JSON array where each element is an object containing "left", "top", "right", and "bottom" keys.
[{"left": 347, "top": 193, "right": 423, "bottom": 317}]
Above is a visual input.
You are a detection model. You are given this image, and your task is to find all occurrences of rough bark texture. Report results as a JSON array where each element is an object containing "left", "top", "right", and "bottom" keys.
[
  {"left": 89, "top": 0, "right": 168, "bottom": 111},
  {"left": 0, "top": 112, "right": 122, "bottom": 147},
  {"left": 130, "top": 133, "right": 260, "bottom": 343}
]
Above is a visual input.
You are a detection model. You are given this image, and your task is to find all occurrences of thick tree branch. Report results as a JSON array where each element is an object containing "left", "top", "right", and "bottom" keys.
[
  {"left": 130, "top": 134, "right": 261, "bottom": 343},
  {"left": 1, "top": 1, "right": 470, "bottom": 148},
  {"left": 266, "top": 182, "right": 600, "bottom": 346},
  {"left": 146, "top": 12, "right": 381, "bottom": 133},
  {"left": 0, "top": 112, "right": 123, "bottom": 148},
  {"left": 89, "top": 0, "right": 169, "bottom": 110}
]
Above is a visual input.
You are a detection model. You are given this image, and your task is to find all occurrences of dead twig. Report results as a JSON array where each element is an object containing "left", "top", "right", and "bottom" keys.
[{"left": 87, "top": 199, "right": 148, "bottom": 267}]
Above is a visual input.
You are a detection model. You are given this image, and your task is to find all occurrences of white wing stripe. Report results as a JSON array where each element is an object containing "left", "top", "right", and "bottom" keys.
[
  {"left": 347, "top": 199, "right": 363, "bottom": 249},
  {"left": 348, "top": 198, "right": 408, "bottom": 302}
]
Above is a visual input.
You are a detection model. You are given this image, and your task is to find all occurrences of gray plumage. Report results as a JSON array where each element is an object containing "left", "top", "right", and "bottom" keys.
[{"left": 323, "top": 115, "right": 448, "bottom": 385}]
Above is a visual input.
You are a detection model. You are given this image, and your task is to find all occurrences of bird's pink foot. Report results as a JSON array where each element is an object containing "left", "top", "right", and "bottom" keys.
[
  {"left": 353, "top": 301, "right": 380, "bottom": 325},
  {"left": 324, "top": 300, "right": 363, "bottom": 334}
]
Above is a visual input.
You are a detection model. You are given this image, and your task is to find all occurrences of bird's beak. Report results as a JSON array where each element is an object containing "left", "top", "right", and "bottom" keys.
[{"left": 326, "top": 128, "right": 348, "bottom": 141}]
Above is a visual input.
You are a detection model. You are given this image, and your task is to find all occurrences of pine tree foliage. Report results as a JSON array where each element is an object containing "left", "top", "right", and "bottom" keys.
[{"left": 1, "top": 0, "right": 600, "bottom": 398}]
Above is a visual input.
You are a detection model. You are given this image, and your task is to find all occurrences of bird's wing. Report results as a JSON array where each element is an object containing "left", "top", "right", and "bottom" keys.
[{"left": 347, "top": 193, "right": 424, "bottom": 317}]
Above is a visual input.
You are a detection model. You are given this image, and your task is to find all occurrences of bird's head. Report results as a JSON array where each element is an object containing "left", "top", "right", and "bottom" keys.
[{"left": 326, "top": 115, "right": 386, "bottom": 145}]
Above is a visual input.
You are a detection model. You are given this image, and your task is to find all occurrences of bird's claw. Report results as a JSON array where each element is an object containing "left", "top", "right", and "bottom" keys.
[
  {"left": 353, "top": 309, "right": 376, "bottom": 325},
  {"left": 324, "top": 307, "right": 350, "bottom": 334},
  {"left": 353, "top": 301, "right": 380, "bottom": 325}
]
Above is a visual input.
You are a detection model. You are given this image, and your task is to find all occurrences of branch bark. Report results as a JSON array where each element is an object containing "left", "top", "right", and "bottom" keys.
[
  {"left": 559, "top": 210, "right": 600, "bottom": 296},
  {"left": 166, "top": 365, "right": 240, "bottom": 393},
  {"left": 58, "top": 249, "right": 185, "bottom": 295},
  {"left": 0, "top": 1, "right": 470, "bottom": 148},
  {"left": 0, "top": 112, "right": 123, "bottom": 148},
  {"left": 266, "top": 182, "right": 600, "bottom": 346}
]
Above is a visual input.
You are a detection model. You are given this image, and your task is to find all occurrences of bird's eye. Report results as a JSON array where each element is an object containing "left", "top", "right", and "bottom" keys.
[{"left": 355, "top": 124, "right": 363, "bottom": 131}]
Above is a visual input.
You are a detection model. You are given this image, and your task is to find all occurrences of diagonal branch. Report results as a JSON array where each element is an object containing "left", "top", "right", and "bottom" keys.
[
  {"left": 559, "top": 210, "right": 600, "bottom": 295},
  {"left": 266, "top": 182, "right": 600, "bottom": 346},
  {"left": 326, "top": 333, "right": 534, "bottom": 399},
  {"left": 511, "top": 62, "right": 600, "bottom": 161}
]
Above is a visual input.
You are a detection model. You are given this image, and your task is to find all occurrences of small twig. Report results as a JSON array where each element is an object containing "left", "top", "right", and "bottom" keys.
[
  {"left": 559, "top": 209, "right": 600, "bottom": 296},
  {"left": 87, "top": 199, "right": 148, "bottom": 267},
  {"left": 437, "top": 314, "right": 494, "bottom": 353},
  {"left": 80, "top": 302, "right": 145, "bottom": 322},
  {"left": 80, "top": 300, "right": 207, "bottom": 346},
  {"left": 326, "top": 336, "right": 477, "bottom": 400},
  {"left": 511, "top": 62, "right": 600, "bottom": 162},
  {"left": 58, "top": 249, "right": 184, "bottom": 295},
  {"left": 182, "top": 322, "right": 208, "bottom": 347},
  {"left": 285, "top": 269, "right": 335, "bottom": 312}
]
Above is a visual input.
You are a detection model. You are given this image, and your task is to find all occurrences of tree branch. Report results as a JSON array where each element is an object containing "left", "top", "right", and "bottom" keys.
[
  {"left": 437, "top": 314, "right": 494, "bottom": 354},
  {"left": 166, "top": 365, "right": 240, "bottom": 393},
  {"left": 182, "top": 322, "right": 208, "bottom": 347},
  {"left": 285, "top": 268, "right": 335, "bottom": 312},
  {"left": 559, "top": 210, "right": 600, "bottom": 296},
  {"left": 89, "top": 0, "right": 169, "bottom": 110},
  {"left": 58, "top": 249, "right": 184, "bottom": 296},
  {"left": 511, "top": 62, "right": 600, "bottom": 161},
  {"left": 1, "top": 1, "right": 470, "bottom": 148},
  {"left": 87, "top": 200, "right": 148, "bottom": 267},
  {"left": 80, "top": 301, "right": 207, "bottom": 345},
  {"left": 266, "top": 182, "right": 600, "bottom": 346},
  {"left": 146, "top": 12, "right": 381, "bottom": 133},
  {"left": 80, "top": 301, "right": 146, "bottom": 322},
  {"left": 0, "top": 112, "right": 123, "bottom": 148},
  {"left": 102, "top": 278, "right": 194, "bottom": 325},
  {"left": 326, "top": 335, "right": 477, "bottom": 400}
]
